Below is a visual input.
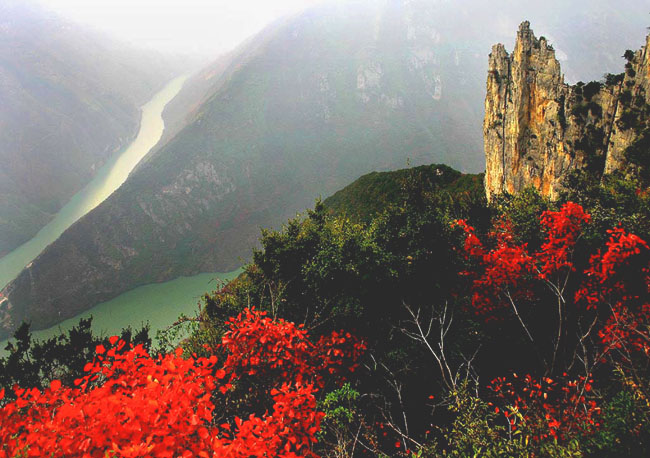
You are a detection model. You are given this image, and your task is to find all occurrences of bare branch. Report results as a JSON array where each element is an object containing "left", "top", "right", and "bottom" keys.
[{"left": 402, "top": 302, "right": 479, "bottom": 392}]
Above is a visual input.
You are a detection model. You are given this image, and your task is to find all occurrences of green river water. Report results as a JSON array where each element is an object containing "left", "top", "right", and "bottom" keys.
[
  {"left": 0, "top": 75, "right": 242, "bottom": 351},
  {"left": 0, "top": 75, "right": 187, "bottom": 290},
  {"left": 1, "top": 270, "right": 240, "bottom": 354}
]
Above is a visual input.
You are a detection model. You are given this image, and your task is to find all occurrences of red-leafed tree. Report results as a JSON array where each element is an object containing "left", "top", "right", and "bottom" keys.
[
  {"left": 488, "top": 373, "right": 600, "bottom": 443},
  {"left": 0, "top": 308, "right": 365, "bottom": 458},
  {"left": 456, "top": 202, "right": 649, "bottom": 374},
  {"left": 456, "top": 202, "right": 650, "bottom": 443}
]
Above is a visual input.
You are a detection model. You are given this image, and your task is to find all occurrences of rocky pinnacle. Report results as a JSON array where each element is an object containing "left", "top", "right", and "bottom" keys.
[{"left": 484, "top": 22, "right": 650, "bottom": 201}]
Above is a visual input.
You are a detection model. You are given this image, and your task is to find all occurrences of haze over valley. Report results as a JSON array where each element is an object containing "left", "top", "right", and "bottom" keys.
[
  {"left": 0, "top": 0, "right": 186, "bottom": 256},
  {"left": 0, "top": 0, "right": 648, "bottom": 340},
  {"left": 4, "top": 0, "right": 650, "bottom": 454}
]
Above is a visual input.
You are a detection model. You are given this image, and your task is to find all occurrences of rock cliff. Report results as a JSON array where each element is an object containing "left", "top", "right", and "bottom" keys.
[{"left": 484, "top": 22, "right": 650, "bottom": 201}]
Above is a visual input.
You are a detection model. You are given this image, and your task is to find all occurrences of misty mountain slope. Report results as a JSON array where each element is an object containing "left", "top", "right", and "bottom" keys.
[
  {"left": 0, "top": 0, "right": 488, "bottom": 335},
  {"left": 0, "top": 0, "right": 179, "bottom": 255},
  {"left": 158, "top": 28, "right": 276, "bottom": 145},
  {"left": 2, "top": 0, "right": 649, "bottom": 337}
]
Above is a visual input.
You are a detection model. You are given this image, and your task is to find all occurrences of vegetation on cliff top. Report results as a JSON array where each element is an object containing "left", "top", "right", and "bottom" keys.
[
  {"left": 323, "top": 164, "right": 483, "bottom": 223},
  {"left": 2, "top": 159, "right": 650, "bottom": 457}
]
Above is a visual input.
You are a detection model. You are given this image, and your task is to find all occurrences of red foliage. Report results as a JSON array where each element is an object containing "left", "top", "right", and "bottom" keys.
[
  {"left": 458, "top": 202, "right": 650, "bottom": 442},
  {"left": 457, "top": 202, "right": 650, "bottom": 356},
  {"left": 456, "top": 202, "right": 591, "bottom": 319},
  {"left": 537, "top": 202, "right": 591, "bottom": 279},
  {"left": 575, "top": 227, "right": 650, "bottom": 353},
  {"left": 0, "top": 308, "right": 365, "bottom": 458},
  {"left": 457, "top": 203, "right": 650, "bottom": 357},
  {"left": 489, "top": 373, "right": 599, "bottom": 442},
  {"left": 221, "top": 308, "right": 365, "bottom": 388},
  {"left": 456, "top": 219, "right": 534, "bottom": 319}
]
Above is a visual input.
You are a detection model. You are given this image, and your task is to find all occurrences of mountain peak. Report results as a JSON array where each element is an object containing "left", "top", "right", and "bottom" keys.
[{"left": 484, "top": 22, "right": 650, "bottom": 201}]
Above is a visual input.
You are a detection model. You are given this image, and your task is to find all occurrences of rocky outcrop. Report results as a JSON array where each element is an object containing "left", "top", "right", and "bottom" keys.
[
  {"left": 484, "top": 22, "right": 650, "bottom": 201},
  {"left": 604, "top": 34, "right": 650, "bottom": 175}
]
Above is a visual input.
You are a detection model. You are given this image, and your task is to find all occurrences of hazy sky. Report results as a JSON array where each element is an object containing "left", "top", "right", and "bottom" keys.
[{"left": 38, "top": 0, "right": 324, "bottom": 56}]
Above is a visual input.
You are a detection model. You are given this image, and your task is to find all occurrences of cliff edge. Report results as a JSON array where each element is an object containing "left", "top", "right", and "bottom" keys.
[{"left": 484, "top": 22, "right": 650, "bottom": 201}]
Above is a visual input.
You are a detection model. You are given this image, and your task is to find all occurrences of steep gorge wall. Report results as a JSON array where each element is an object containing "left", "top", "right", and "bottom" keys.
[
  {"left": 604, "top": 34, "right": 650, "bottom": 175},
  {"left": 484, "top": 22, "right": 650, "bottom": 200}
]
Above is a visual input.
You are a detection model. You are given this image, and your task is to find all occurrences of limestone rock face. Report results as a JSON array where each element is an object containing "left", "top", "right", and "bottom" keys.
[
  {"left": 604, "top": 34, "right": 650, "bottom": 174},
  {"left": 484, "top": 22, "right": 650, "bottom": 201},
  {"left": 485, "top": 22, "right": 574, "bottom": 200}
]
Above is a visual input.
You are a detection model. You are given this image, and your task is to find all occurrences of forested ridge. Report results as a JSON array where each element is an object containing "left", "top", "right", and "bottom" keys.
[{"left": 1, "top": 158, "right": 649, "bottom": 457}]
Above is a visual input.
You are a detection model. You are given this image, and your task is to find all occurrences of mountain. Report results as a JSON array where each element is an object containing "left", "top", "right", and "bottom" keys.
[
  {"left": 324, "top": 163, "right": 483, "bottom": 223},
  {"left": 0, "top": 0, "right": 180, "bottom": 255},
  {"left": 1, "top": 0, "right": 649, "bottom": 338},
  {"left": 484, "top": 22, "right": 650, "bottom": 200}
]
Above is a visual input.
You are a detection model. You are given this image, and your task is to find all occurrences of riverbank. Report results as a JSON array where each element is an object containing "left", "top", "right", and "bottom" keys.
[
  {"left": 0, "top": 75, "right": 188, "bottom": 290},
  {"left": 0, "top": 269, "right": 241, "bottom": 355}
]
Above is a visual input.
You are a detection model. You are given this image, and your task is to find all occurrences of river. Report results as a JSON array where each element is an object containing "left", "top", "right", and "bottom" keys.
[
  {"left": 0, "top": 75, "right": 187, "bottom": 290},
  {"left": 0, "top": 75, "right": 242, "bottom": 351},
  {"left": 1, "top": 269, "right": 241, "bottom": 355}
]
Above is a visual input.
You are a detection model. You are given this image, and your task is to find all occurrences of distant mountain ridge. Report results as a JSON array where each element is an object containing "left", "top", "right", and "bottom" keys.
[
  {"left": 2, "top": 0, "right": 649, "bottom": 339},
  {"left": 0, "top": 0, "right": 180, "bottom": 255},
  {"left": 0, "top": 0, "right": 488, "bottom": 337}
]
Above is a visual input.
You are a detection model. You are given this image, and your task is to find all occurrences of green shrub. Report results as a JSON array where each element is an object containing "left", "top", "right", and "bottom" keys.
[{"left": 583, "top": 81, "right": 602, "bottom": 101}]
